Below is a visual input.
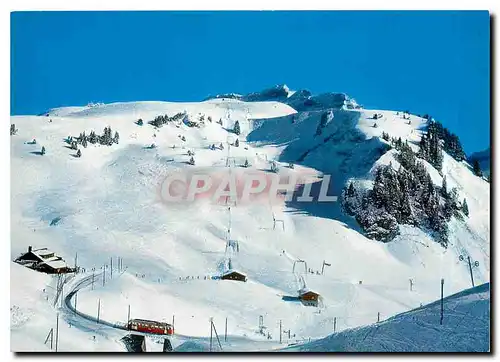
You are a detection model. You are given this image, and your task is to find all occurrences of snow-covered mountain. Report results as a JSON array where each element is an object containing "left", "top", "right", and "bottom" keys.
[{"left": 10, "top": 86, "right": 490, "bottom": 352}]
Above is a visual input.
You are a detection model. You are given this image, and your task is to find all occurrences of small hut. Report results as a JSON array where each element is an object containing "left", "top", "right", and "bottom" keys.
[
  {"left": 298, "top": 289, "right": 320, "bottom": 307},
  {"left": 221, "top": 270, "right": 247, "bottom": 282}
]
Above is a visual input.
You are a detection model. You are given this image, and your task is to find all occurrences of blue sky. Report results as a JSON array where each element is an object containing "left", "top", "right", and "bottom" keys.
[{"left": 11, "top": 11, "right": 490, "bottom": 153}]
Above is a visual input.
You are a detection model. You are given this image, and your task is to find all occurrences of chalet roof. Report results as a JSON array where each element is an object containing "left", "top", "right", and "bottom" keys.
[
  {"left": 222, "top": 269, "right": 246, "bottom": 277},
  {"left": 41, "top": 259, "right": 68, "bottom": 270},
  {"left": 299, "top": 289, "right": 320, "bottom": 297}
]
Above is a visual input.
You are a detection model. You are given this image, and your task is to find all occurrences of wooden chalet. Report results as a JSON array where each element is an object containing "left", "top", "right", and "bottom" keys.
[
  {"left": 298, "top": 289, "right": 320, "bottom": 307},
  {"left": 221, "top": 270, "right": 247, "bottom": 282},
  {"left": 14, "top": 246, "right": 74, "bottom": 274}
]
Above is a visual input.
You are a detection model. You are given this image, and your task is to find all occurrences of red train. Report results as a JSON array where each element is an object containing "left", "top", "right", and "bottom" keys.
[{"left": 127, "top": 319, "right": 174, "bottom": 335}]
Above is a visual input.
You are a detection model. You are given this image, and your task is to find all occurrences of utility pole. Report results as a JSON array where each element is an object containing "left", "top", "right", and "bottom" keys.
[
  {"left": 55, "top": 313, "right": 59, "bottom": 352},
  {"left": 279, "top": 320, "right": 282, "bottom": 344},
  {"left": 74, "top": 291, "right": 77, "bottom": 311},
  {"left": 440, "top": 278, "right": 444, "bottom": 325},
  {"left": 92, "top": 268, "right": 95, "bottom": 290},
  {"left": 44, "top": 328, "right": 54, "bottom": 350},
  {"left": 74, "top": 252, "right": 78, "bottom": 274},
  {"left": 127, "top": 305, "right": 131, "bottom": 326},
  {"left": 225, "top": 317, "right": 228, "bottom": 342},
  {"left": 377, "top": 312, "right": 380, "bottom": 323},
  {"left": 459, "top": 255, "right": 479, "bottom": 288},
  {"left": 321, "top": 260, "right": 331, "bottom": 275},
  {"left": 209, "top": 318, "right": 213, "bottom": 352},
  {"left": 103, "top": 265, "right": 106, "bottom": 286},
  {"left": 111, "top": 257, "right": 113, "bottom": 279},
  {"left": 467, "top": 256, "right": 475, "bottom": 287},
  {"left": 334, "top": 317, "right": 337, "bottom": 333},
  {"left": 172, "top": 314, "right": 175, "bottom": 329},
  {"left": 409, "top": 278, "right": 413, "bottom": 291},
  {"left": 212, "top": 320, "right": 222, "bottom": 351},
  {"left": 97, "top": 299, "right": 101, "bottom": 324}
]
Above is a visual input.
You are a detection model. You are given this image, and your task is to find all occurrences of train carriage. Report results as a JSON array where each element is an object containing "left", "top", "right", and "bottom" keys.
[{"left": 127, "top": 319, "right": 174, "bottom": 335}]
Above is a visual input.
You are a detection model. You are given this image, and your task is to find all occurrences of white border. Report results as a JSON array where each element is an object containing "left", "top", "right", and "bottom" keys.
[{"left": 2, "top": 2, "right": 497, "bottom": 362}]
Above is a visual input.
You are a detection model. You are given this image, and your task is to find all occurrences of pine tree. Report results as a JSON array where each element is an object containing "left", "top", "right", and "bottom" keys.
[
  {"left": 473, "top": 159, "right": 483, "bottom": 177},
  {"left": 137, "top": 119, "right": 143, "bottom": 126},
  {"left": 76, "top": 149, "right": 82, "bottom": 158},
  {"left": 441, "top": 176, "right": 448, "bottom": 198},
  {"left": 462, "top": 198, "right": 469, "bottom": 217},
  {"left": 234, "top": 139, "right": 239, "bottom": 147},
  {"left": 41, "top": 146, "right": 46, "bottom": 155},
  {"left": 347, "top": 182, "right": 355, "bottom": 197},
  {"left": 208, "top": 116, "right": 212, "bottom": 123},
  {"left": 82, "top": 138, "right": 88, "bottom": 148},
  {"left": 188, "top": 156, "right": 195, "bottom": 165},
  {"left": 10, "top": 124, "right": 17, "bottom": 136},
  {"left": 114, "top": 131, "right": 120, "bottom": 144},
  {"left": 243, "top": 159, "right": 249, "bottom": 168},
  {"left": 218, "top": 118, "right": 223, "bottom": 125},
  {"left": 233, "top": 121, "right": 241, "bottom": 135}
]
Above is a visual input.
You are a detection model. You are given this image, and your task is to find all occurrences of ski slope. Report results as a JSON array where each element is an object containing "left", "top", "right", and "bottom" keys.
[
  {"left": 10, "top": 92, "right": 490, "bottom": 351},
  {"left": 284, "top": 282, "right": 490, "bottom": 352}
]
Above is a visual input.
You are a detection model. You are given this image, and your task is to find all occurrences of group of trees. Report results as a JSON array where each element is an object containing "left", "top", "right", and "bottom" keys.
[
  {"left": 73, "top": 126, "right": 120, "bottom": 148},
  {"left": 473, "top": 159, "right": 483, "bottom": 177},
  {"left": 342, "top": 135, "right": 469, "bottom": 247},
  {"left": 149, "top": 112, "right": 186, "bottom": 128},
  {"left": 10, "top": 124, "right": 18, "bottom": 136},
  {"left": 421, "top": 120, "right": 466, "bottom": 163},
  {"left": 209, "top": 143, "right": 224, "bottom": 150}
]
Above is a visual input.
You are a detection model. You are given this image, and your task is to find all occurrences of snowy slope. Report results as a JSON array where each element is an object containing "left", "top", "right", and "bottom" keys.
[
  {"left": 284, "top": 283, "right": 490, "bottom": 352},
  {"left": 10, "top": 91, "right": 489, "bottom": 352}
]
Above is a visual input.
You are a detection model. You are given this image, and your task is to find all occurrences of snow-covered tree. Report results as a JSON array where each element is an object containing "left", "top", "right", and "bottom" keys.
[
  {"left": 473, "top": 159, "right": 483, "bottom": 177},
  {"left": 10, "top": 124, "right": 18, "bottom": 136},
  {"left": 243, "top": 159, "right": 249, "bottom": 168},
  {"left": 188, "top": 156, "right": 195, "bottom": 165},
  {"left": 462, "top": 198, "right": 469, "bottom": 217},
  {"left": 41, "top": 146, "right": 46, "bottom": 155},
  {"left": 76, "top": 149, "right": 82, "bottom": 158},
  {"left": 441, "top": 176, "right": 448, "bottom": 198},
  {"left": 234, "top": 139, "right": 239, "bottom": 147},
  {"left": 233, "top": 121, "right": 241, "bottom": 135}
]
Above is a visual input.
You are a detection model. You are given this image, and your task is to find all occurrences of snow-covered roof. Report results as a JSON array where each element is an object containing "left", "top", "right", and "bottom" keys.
[{"left": 41, "top": 259, "right": 68, "bottom": 270}]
